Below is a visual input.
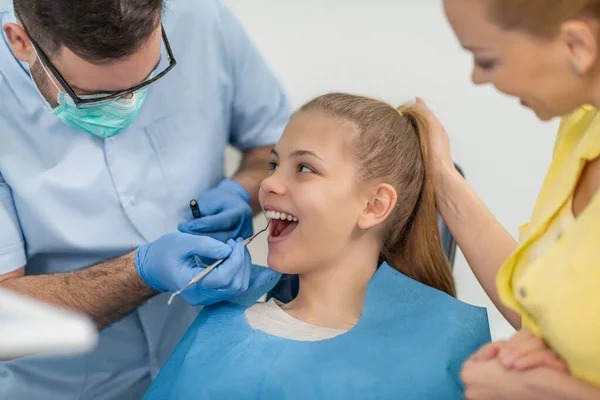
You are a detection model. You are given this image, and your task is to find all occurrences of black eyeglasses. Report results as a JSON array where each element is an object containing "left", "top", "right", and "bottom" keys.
[{"left": 16, "top": 11, "right": 176, "bottom": 109}]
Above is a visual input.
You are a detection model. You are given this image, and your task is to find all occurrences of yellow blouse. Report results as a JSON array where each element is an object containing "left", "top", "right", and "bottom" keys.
[{"left": 497, "top": 105, "right": 600, "bottom": 386}]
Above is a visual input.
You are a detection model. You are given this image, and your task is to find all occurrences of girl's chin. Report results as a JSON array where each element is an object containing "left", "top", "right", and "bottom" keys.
[
  {"left": 266, "top": 255, "right": 285, "bottom": 273},
  {"left": 266, "top": 254, "right": 303, "bottom": 275}
]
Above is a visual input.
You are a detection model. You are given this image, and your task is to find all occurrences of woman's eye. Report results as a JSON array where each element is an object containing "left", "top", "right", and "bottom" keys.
[
  {"left": 268, "top": 161, "right": 278, "bottom": 171},
  {"left": 475, "top": 59, "right": 497, "bottom": 70}
]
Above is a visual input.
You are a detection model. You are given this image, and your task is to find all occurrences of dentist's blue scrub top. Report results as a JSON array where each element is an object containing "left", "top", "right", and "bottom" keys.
[{"left": 0, "top": 0, "right": 291, "bottom": 398}]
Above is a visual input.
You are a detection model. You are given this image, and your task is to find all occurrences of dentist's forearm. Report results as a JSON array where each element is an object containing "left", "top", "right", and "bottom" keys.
[
  {"left": 233, "top": 145, "right": 272, "bottom": 214},
  {"left": 0, "top": 252, "right": 156, "bottom": 329}
]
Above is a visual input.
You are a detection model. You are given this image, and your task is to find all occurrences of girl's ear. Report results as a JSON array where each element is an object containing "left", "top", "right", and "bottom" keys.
[{"left": 357, "top": 183, "right": 397, "bottom": 230}]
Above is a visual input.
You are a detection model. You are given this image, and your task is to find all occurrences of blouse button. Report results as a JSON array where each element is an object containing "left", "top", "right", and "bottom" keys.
[{"left": 519, "top": 287, "right": 527, "bottom": 298}]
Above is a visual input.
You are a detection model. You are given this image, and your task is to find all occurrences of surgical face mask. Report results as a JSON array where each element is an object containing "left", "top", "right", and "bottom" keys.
[{"left": 28, "top": 51, "right": 151, "bottom": 139}]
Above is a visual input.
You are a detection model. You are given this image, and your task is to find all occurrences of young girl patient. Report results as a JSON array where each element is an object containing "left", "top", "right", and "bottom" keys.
[{"left": 144, "top": 93, "right": 490, "bottom": 399}]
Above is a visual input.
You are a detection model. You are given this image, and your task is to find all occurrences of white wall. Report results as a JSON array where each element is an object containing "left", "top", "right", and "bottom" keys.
[{"left": 225, "top": 0, "right": 559, "bottom": 340}]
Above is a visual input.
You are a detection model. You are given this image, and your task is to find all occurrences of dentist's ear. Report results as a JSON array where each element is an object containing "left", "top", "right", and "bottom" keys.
[
  {"left": 3, "top": 23, "right": 36, "bottom": 64},
  {"left": 357, "top": 184, "right": 397, "bottom": 230}
]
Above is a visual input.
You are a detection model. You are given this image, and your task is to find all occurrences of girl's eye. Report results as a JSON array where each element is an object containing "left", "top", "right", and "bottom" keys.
[
  {"left": 298, "top": 164, "right": 313, "bottom": 173},
  {"left": 268, "top": 161, "right": 278, "bottom": 171}
]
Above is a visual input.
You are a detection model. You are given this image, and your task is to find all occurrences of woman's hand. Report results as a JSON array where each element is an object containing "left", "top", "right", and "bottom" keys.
[
  {"left": 462, "top": 331, "right": 569, "bottom": 399},
  {"left": 468, "top": 330, "right": 569, "bottom": 372},
  {"left": 462, "top": 357, "right": 600, "bottom": 400},
  {"left": 414, "top": 98, "right": 457, "bottom": 182},
  {"left": 462, "top": 358, "right": 538, "bottom": 400},
  {"left": 467, "top": 340, "right": 505, "bottom": 362},
  {"left": 498, "top": 330, "right": 569, "bottom": 372}
]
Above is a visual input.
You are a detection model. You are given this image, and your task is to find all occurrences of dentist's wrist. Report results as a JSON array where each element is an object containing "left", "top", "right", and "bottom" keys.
[
  {"left": 219, "top": 179, "right": 251, "bottom": 205},
  {"left": 134, "top": 246, "right": 165, "bottom": 293}
]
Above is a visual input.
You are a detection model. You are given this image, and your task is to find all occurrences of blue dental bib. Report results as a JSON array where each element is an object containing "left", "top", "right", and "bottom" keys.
[{"left": 144, "top": 263, "right": 490, "bottom": 399}]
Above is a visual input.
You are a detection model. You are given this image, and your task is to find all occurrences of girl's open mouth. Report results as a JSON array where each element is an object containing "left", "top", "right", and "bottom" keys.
[{"left": 264, "top": 209, "right": 299, "bottom": 243}]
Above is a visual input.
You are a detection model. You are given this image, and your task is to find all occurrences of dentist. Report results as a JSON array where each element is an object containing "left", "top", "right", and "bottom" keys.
[{"left": 0, "top": 0, "right": 289, "bottom": 398}]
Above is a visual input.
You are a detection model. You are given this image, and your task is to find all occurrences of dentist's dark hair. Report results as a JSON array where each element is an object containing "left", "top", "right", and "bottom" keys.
[
  {"left": 299, "top": 93, "right": 456, "bottom": 297},
  {"left": 14, "top": 0, "right": 164, "bottom": 62}
]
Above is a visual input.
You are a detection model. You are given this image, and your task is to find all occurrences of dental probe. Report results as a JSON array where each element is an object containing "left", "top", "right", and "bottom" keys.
[{"left": 168, "top": 221, "right": 271, "bottom": 305}]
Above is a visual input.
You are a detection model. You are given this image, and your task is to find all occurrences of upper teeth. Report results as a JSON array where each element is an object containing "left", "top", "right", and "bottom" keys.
[{"left": 265, "top": 210, "right": 298, "bottom": 222}]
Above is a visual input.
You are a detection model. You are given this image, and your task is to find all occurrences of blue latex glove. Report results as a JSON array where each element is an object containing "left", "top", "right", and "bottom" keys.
[
  {"left": 224, "top": 239, "right": 282, "bottom": 306},
  {"left": 178, "top": 179, "right": 254, "bottom": 244},
  {"left": 135, "top": 233, "right": 278, "bottom": 305},
  {"left": 211, "top": 238, "right": 281, "bottom": 305}
]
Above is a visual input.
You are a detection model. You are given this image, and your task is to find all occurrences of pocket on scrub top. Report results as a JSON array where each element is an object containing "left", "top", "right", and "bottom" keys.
[{"left": 143, "top": 103, "right": 229, "bottom": 207}]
